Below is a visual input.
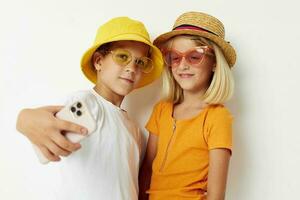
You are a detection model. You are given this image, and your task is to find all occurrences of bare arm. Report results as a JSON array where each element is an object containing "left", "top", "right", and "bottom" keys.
[
  {"left": 16, "top": 106, "right": 88, "bottom": 161},
  {"left": 207, "top": 148, "right": 231, "bottom": 200},
  {"left": 138, "top": 133, "right": 158, "bottom": 200}
]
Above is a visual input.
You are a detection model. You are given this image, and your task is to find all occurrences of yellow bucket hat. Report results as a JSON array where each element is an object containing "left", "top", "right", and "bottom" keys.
[{"left": 81, "top": 17, "right": 164, "bottom": 88}]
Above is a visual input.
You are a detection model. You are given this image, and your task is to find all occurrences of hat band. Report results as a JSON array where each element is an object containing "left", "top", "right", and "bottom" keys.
[{"left": 173, "top": 25, "right": 218, "bottom": 37}]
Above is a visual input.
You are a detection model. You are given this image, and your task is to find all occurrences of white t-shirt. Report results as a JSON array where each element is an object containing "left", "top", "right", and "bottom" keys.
[{"left": 55, "top": 89, "right": 142, "bottom": 200}]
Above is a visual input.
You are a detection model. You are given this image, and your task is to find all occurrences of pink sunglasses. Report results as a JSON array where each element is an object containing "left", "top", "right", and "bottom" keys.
[{"left": 162, "top": 46, "right": 215, "bottom": 68}]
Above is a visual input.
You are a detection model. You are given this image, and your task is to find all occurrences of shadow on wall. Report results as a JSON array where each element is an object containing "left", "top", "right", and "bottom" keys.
[{"left": 226, "top": 66, "right": 248, "bottom": 199}]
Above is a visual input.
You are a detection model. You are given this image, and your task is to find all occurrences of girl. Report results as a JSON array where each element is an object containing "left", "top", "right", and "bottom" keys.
[{"left": 139, "top": 12, "right": 236, "bottom": 200}]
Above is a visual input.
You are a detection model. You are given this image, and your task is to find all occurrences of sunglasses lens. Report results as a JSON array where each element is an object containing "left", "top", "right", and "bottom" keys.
[
  {"left": 164, "top": 51, "right": 181, "bottom": 67},
  {"left": 186, "top": 50, "right": 204, "bottom": 65},
  {"left": 111, "top": 49, "right": 153, "bottom": 73},
  {"left": 136, "top": 57, "right": 153, "bottom": 73},
  {"left": 112, "top": 49, "right": 131, "bottom": 66}
]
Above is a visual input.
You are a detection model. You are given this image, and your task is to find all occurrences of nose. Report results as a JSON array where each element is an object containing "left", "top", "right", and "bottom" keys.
[
  {"left": 124, "top": 59, "right": 138, "bottom": 73},
  {"left": 177, "top": 57, "right": 189, "bottom": 70}
]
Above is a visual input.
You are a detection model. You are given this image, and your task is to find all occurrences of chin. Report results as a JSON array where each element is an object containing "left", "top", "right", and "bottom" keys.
[
  {"left": 114, "top": 87, "right": 134, "bottom": 96},
  {"left": 178, "top": 82, "right": 196, "bottom": 90}
]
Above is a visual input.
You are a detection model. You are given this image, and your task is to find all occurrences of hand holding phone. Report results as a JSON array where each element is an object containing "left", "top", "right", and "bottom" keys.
[{"left": 34, "top": 99, "right": 96, "bottom": 164}]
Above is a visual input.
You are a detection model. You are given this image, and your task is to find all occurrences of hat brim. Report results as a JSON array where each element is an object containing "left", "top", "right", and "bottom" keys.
[
  {"left": 81, "top": 33, "right": 164, "bottom": 88},
  {"left": 153, "top": 29, "right": 236, "bottom": 67}
]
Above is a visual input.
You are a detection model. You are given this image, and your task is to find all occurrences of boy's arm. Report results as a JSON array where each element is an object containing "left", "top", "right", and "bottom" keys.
[
  {"left": 138, "top": 133, "right": 158, "bottom": 200},
  {"left": 207, "top": 148, "right": 231, "bottom": 200},
  {"left": 16, "top": 106, "right": 88, "bottom": 161}
]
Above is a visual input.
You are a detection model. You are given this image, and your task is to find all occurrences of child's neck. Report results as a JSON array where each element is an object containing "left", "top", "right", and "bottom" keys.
[
  {"left": 93, "top": 85, "right": 124, "bottom": 107},
  {"left": 180, "top": 90, "right": 207, "bottom": 108},
  {"left": 173, "top": 90, "right": 208, "bottom": 120}
]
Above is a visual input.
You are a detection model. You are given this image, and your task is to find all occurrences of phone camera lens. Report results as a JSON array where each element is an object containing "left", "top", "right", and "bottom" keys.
[
  {"left": 71, "top": 106, "right": 76, "bottom": 112},
  {"left": 76, "top": 102, "right": 82, "bottom": 108},
  {"left": 76, "top": 110, "right": 82, "bottom": 116}
]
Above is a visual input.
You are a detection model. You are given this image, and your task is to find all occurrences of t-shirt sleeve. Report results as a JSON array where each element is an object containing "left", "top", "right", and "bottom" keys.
[
  {"left": 145, "top": 102, "right": 163, "bottom": 136},
  {"left": 205, "top": 106, "right": 233, "bottom": 153}
]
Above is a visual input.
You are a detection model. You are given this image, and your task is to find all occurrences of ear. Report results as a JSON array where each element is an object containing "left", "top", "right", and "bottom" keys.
[{"left": 92, "top": 51, "right": 103, "bottom": 71}]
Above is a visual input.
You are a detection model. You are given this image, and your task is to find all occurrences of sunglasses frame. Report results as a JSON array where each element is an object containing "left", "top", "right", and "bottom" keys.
[
  {"left": 162, "top": 46, "right": 215, "bottom": 68},
  {"left": 106, "top": 48, "right": 154, "bottom": 73}
]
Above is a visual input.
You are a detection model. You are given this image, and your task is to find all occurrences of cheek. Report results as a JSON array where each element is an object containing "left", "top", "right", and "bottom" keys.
[
  {"left": 134, "top": 71, "right": 143, "bottom": 84},
  {"left": 99, "top": 67, "right": 120, "bottom": 82},
  {"left": 196, "top": 68, "right": 213, "bottom": 80},
  {"left": 197, "top": 59, "right": 215, "bottom": 75},
  {"left": 171, "top": 68, "right": 182, "bottom": 81},
  {"left": 171, "top": 68, "right": 177, "bottom": 76},
  {"left": 197, "top": 71, "right": 214, "bottom": 88},
  {"left": 204, "top": 57, "right": 216, "bottom": 70}
]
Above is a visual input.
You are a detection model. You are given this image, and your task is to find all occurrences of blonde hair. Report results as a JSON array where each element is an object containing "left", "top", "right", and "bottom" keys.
[{"left": 161, "top": 35, "right": 234, "bottom": 104}]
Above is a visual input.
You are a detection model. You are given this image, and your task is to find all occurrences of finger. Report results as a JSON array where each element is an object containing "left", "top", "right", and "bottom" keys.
[
  {"left": 56, "top": 119, "right": 88, "bottom": 135},
  {"left": 39, "top": 145, "right": 61, "bottom": 162},
  {"left": 51, "top": 132, "right": 81, "bottom": 153},
  {"left": 45, "top": 140, "right": 72, "bottom": 157}
]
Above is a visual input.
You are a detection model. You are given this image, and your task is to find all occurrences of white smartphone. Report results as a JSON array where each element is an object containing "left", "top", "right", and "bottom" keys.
[{"left": 33, "top": 99, "right": 96, "bottom": 164}]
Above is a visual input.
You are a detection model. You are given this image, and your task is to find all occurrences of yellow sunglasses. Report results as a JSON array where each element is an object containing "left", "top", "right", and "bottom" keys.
[{"left": 107, "top": 48, "right": 153, "bottom": 73}]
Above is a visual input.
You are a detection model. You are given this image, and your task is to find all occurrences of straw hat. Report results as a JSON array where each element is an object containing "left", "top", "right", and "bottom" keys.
[
  {"left": 153, "top": 12, "right": 236, "bottom": 67},
  {"left": 81, "top": 17, "right": 164, "bottom": 88}
]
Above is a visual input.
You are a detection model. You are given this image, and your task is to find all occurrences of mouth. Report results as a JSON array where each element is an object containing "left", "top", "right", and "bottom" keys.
[
  {"left": 119, "top": 77, "right": 134, "bottom": 84},
  {"left": 178, "top": 73, "right": 194, "bottom": 78}
]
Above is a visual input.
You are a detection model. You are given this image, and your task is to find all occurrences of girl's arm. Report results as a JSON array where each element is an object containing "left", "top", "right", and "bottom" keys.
[
  {"left": 138, "top": 133, "right": 158, "bottom": 200},
  {"left": 16, "top": 106, "right": 87, "bottom": 161},
  {"left": 207, "top": 148, "right": 231, "bottom": 200}
]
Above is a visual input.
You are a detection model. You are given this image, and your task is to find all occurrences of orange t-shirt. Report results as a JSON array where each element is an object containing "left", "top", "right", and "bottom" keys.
[{"left": 145, "top": 101, "right": 233, "bottom": 200}]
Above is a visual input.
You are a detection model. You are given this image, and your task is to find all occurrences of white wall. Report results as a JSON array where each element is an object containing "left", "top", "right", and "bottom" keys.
[{"left": 1, "top": 0, "right": 300, "bottom": 199}]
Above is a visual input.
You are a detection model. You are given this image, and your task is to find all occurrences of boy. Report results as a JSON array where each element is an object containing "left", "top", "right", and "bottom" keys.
[{"left": 16, "top": 16, "right": 163, "bottom": 200}]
